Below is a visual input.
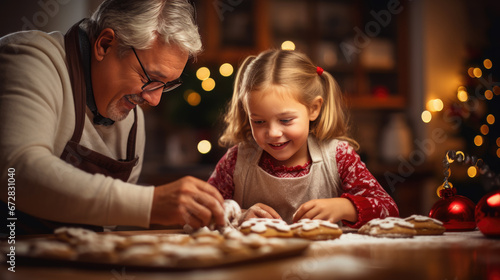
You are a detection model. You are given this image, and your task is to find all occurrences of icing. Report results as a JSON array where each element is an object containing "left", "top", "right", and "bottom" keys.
[
  {"left": 366, "top": 217, "right": 414, "bottom": 229},
  {"left": 406, "top": 215, "right": 444, "bottom": 225},
  {"left": 241, "top": 218, "right": 291, "bottom": 233}
]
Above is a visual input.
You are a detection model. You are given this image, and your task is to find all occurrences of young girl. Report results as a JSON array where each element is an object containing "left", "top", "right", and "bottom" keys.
[{"left": 208, "top": 49, "right": 399, "bottom": 228}]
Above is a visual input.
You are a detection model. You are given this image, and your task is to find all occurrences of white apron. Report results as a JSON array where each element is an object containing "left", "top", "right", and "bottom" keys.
[{"left": 233, "top": 136, "right": 341, "bottom": 223}]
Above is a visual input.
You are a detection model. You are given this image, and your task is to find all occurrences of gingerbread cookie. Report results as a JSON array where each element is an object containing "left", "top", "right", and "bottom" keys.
[
  {"left": 291, "top": 219, "right": 343, "bottom": 240},
  {"left": 404, "top": 215, "right": 446, "bottom": 235},
  {"left": 54, "top": 227, "right": 98, "bottom": 245},
  {"left": 358, "top": 217, "right": 416, "bottom": 238},
  {"left": 30, "top": 240, "right": 76, "bottom": 260},
  {"left": 239, "top": 218, "right": 293, "bottom": 238}
]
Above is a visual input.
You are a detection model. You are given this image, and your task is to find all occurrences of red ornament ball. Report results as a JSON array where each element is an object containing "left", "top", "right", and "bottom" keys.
[
  {"left": 429, "top": 188, "right": 476, "bottom": 231},
  {"left": 475, "top": 190, "right": 500, "bottom": 237}
]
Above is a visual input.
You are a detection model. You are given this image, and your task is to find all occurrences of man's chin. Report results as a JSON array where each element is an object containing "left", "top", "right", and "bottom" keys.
[{"left": 107, "top": 109, "right": 131, "bottom": 122}]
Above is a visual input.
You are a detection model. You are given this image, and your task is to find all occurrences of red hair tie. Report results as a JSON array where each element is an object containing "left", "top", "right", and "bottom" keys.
[{"left": 316, "top": 66, "right": 324, "bottom": 76}]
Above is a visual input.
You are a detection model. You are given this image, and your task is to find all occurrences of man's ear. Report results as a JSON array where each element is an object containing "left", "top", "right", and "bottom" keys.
[
  {"left": 309, "top": 96, "right": 323, "bottom": 121},
  {"left": 93, "top": 28, "right": 116, "bottom": 62}
]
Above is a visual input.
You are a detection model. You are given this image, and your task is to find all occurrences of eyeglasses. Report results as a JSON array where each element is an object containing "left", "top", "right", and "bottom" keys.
[{"left": 131, "top": 48, "right": 183, "bottom": 93}]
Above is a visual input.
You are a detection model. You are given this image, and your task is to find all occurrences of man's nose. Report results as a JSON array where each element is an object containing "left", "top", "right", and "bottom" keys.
[{"left": 141, "top": 90, "right": 162, "bottom": 106}]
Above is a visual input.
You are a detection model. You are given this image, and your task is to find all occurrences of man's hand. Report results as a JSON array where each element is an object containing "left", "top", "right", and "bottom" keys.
[
  {"left": 150, "top": 176, "right": 225, "bottom": 229},
  {"left": 240, "top": 203, "right": 282, "bottom": 222}
]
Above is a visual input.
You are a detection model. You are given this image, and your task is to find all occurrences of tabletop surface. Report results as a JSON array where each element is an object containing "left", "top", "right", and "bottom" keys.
[{"left": 1, "top": 229, "right": 499, "bottom": 280}]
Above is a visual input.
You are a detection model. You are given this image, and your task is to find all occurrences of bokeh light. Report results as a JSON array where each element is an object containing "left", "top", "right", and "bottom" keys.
[
  {"left": 474, "top": 135, "right": 483, "bottom": 146},
  {"left": 427, "top": 99, "right": 444, "bottom": 112},
  {"left": 197, "top": 140, "right": 212, "bottom": 154},
  {"left": 485, "top": 90, "right": 493, "bottom": 100},
  {"left": 421, "top": 110, "right": 432, "bottom": 123},
  {"left": 457, "top": 89, "right": 468, "bottom": 102},
  {"left": 483, "top": 59, "right": 492, "bottom": 69},
  {"left": 219, "top": 63, "right": 234, "bottom": 77},
  {"left": 281, "top": 40, "right": 296, "bottom": 50},
  {"left": 201, "top": 78, "right": 216, "bottom": 91},
  {"left": 467, "top": 166, "right": 477, "bottom": 178},
  {"left": 196, "top": 67, "right": 210, "bottom": 81},
  {"left": 473, "top": 67, "right": 483, "bottom": 78},
  {"left": 480, "top": 124, "right": 489, "bottom": 135}
]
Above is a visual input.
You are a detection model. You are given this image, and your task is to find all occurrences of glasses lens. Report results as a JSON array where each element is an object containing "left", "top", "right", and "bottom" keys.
[
  {"left": 142, "top": 81, "right": 165, "bottom": 92},
  {"left": 162, "top": 79, "right": 183, "bottom": 93}
]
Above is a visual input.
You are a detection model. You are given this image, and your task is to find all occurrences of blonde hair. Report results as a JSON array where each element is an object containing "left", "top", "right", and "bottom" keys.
[{"left": 219, "top": 49, "right": 358, "bottom": 149}]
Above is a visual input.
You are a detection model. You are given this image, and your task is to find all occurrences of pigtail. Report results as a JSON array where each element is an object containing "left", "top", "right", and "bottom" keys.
[
  {"left": 314, "top": 71, "right": 360, "bottom": 150},
  {"left": 218, "top": 55, "right": 257, "bottom": 147}
]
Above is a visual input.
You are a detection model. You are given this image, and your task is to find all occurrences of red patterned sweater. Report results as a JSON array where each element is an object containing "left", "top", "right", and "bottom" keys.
[{"left": 208, "top": 141, "right": 399, "bottom": 228}]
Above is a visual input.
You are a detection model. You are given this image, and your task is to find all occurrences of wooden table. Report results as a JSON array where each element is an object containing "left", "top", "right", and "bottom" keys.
[{"left": 1, "top": 230, "right": 499, "bottom": 280}]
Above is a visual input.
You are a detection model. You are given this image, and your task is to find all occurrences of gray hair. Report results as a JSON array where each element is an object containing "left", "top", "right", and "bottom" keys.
[{"left": 83, "top": 0, "right": 202, "bottom": 57}]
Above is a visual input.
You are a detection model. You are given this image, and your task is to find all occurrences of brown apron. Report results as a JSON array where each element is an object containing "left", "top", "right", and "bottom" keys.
[{"left": 12, "top": 21, "right": 139, "bottom": 235}]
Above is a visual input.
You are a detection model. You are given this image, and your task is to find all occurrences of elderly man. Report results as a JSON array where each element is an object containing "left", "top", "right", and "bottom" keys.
[{"left": 0, "top": 0, "right": 224, "bottom": 234}]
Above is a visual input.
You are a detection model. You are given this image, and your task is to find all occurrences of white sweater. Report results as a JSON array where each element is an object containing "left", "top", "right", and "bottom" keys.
[{"left": 0, "top": 30, "right": 153, "bottom": 228}]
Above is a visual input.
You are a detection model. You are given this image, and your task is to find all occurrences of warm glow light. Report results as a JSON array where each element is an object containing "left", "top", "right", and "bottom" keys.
[
  {"left": 427, "top": 99, "right": 444, "bottom": 112},
  {"left": 497, "top": 137, "right": 500, "bottom": 147},
  {"left": 484, "top": 59, "right": 493, "bottom": 69},
  {"left": 432, "top": 98, "right": 444, "bottom": 112},
  {"left": 485, "top": 90, "right": 493, "bottom": 100},
  {"left": 201, "top": 78, "right": 216, "bottom": 91},
  {"left": 467, "top": 166, "right": 477, "bottom": 178},
  {"left": 497, "top": 148, "right": 500, "bottom": 158},
  {"left": 219, "top": 63, "right": 234, "bottom": 77},
  {"left": 186, "top": 91, "right": 201, "bottom": 106},
  {"left": 487, "top": 114, "right": 495, "bottom": 125},
  {"left": 494, "top": 86, "right": 500, "bottom": 95},
  {"left": 473, "top": 67, "right": 483, "bottom": 78},
  {"left": 457, "top": 90, "right": 468, "bottom": 102},
  {"left": 197, "top": 140, "right": 212, "bottom": 154},
  {"left": 474, "top": 135, "right": 483, "bottom": 146},
  {"left": 281, "top": 40, "right": 296, "bottom": 50},
  {"left": 421, "top": 110, "right": 432, "bottom": 123},
  {"left": 468, "top": 67, "right": 475, "bottom": 78},
  {"left": 480, "top": 124, "right": 489, "bottom": 135},
  {"left": 196, "top": 67, "right": 210, "bottom": 81}
]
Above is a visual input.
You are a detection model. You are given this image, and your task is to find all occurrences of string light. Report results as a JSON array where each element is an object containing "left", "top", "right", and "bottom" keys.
[
  {"left": 467, "top": 166, "right": 477, "bottom": 178},
  {"left": 201, "top": 78, "right": 216, "bottom": 91},
  {"left": 468, "top": 67, "right": 475, "bottom": 78},
  {"left": 427, "top": 99, "right": 444, "bottom": 112},
  {"left": 219, "top": 63, "right": 234, "bottom": 77},
  {"left": 474, "top": 135, "right": 483, "bottom": 146},
  {"left": 281, "top": 40, "right": 296, "bottom": 50},
  {"left": 480, "top": 124, "right": 489, "bottom": 135},
  {"left": 473, "top": 68, "right": 483, "bottom": 78},
  {"left": 196, "top": 67, "right": 210, "bottom": 81},
  {"left": 483, "top": 59, "right": 493, "bottom": 69},
  {"left": 485, "top": 90, "right": 493, "bottom": 100},
  {"left": 197, "top": 140, "right": 212, "bottom": 154},
  {"left": 421, "top": 110, "right": 432, "bottom": 123},
  {"left": 486, "top": 114, "right": 495, "bottom": 125},
  {"left": 457, "top": 88, "right": 468, "bottom": 102}
]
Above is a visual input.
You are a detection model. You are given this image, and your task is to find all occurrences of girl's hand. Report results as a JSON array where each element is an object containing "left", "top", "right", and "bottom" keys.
[
  {"left": 292, "top": 198, "right": 357, "bottom": 224},
  {"left": 240, "top": 203, "right": 282, "bottom": 223}
]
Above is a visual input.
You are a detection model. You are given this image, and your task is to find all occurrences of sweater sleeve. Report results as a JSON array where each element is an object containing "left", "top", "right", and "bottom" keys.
[
  {"left": 0, "top": 31, "right": 153, "bottom": 228},
  {"left": 335, "top": 142, "right": 399, "bottom": 228},
  {"left": 207, "top": 145, "right": 238, "bottom": 199}
]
